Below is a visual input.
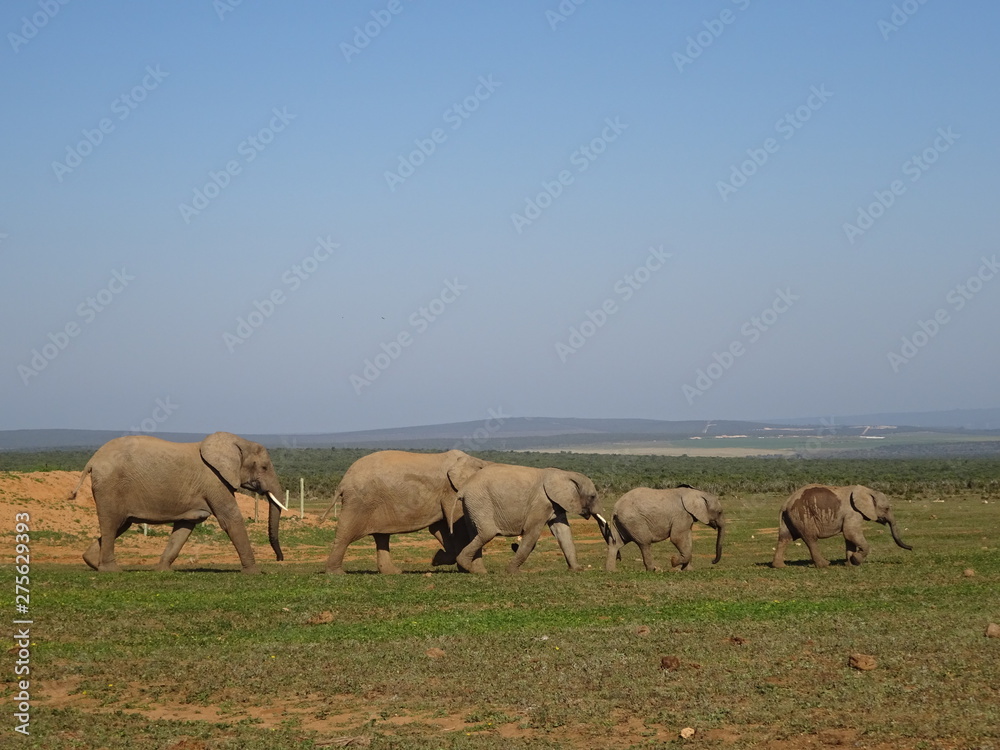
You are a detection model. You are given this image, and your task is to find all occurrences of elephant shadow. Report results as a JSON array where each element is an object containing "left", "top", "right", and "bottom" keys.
[
  {"left": 754, "top": 559, "right": 850, "bottom": 568},
  {"left": 172, "top": 567, "right": 254, "bottom": 574},
  {"left": 313, "top": 569, "right": 468, "bottom": 576}
]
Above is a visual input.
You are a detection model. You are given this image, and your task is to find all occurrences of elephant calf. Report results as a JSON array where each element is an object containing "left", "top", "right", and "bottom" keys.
[
  {"left": 456, "top": 464, "right": 602, "bottom": 573},
  {"left": 597, "top": 486, "right": 725, "bottom": 572},
  {"left": 772, "top": 484, "right": 913, "bottom": 568}
]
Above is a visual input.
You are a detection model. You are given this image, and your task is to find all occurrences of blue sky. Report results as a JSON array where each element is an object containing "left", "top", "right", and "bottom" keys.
[{"left": 2, "top": 1, "right": 999, "bottom": 434}]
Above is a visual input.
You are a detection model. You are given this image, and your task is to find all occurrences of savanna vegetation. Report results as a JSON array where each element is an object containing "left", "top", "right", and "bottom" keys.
[{"left": 2, "top": 449, "right": 998, "bottom": 748}]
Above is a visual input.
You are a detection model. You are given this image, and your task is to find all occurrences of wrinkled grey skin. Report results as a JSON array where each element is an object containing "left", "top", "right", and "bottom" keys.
[
  {"left": 597, "top": 486, "right": 725, "bottom": 572},
  {"left": 456, "top": 464, "right": 602, "bottom": 573},
  {"left": 323, "top": 450, "right": 490, "bottom": 574},
  {"left": 69, "top": 432, "right": 284, "bottom": 573},
  {"left": 772, "top": 484, "right": 913, "bottom": 568}
]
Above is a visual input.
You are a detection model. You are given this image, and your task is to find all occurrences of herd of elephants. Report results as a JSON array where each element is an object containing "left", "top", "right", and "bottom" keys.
[{"left": 67, "top": 431, "right": 913, "bottom": 575}]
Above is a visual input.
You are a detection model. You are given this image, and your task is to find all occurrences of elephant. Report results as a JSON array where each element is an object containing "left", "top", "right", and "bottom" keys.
[
  {"left": 596, "top": 485, "right": 725, "bottom": 572},
  {"left": 68, "top": 432, "right": 288, "bottom": 573},
  {"left": 455, "top": 464, "right": 602, "bottom": 573},
  {"left": 323, "top": 449, "right": 490, "bottom": 574},
  {"left": 771, "top": 484, "right": 913, "bottom": 568}
]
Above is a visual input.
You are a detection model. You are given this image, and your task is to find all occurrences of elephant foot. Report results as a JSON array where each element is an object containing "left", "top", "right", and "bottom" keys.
[
  {"left": 240, "top": 565, "right": 263, "bottom": 575},
  {"left": 97, "top": 562, "right": 122, "bottom": 573},
  {"left": 431, "top": 549, "right": 457, "bottom": 566},
  {"left": 377, "top": 565, "right": 403, "bottom": 575},
  {"left": 459, "top": 556, "right": 488, "bottom": 574},
  {"left": 325, "top": 567, "right": 346, "bottom": 575},
  {"left": 153, "top": 563, "right": 173, "bottom": 572},
  {"left": 82, "top": 554, "right": 100, "bottom": 571},
  {"left": 771, "top": 560, "right": 785, "bottom": 569},
  {"left": 813, "top": 559, "right": 830, "bottom": 568},
  {"left": 568, "top": 565, "right": 585, "bottom": 572}
]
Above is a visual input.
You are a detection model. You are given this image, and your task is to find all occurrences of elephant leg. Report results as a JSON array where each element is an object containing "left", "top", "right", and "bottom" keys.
[
  {"left": 507, "top": 525, "right": 544, "bottom": 573},
  {"left": 92, "top": 518, "right": 133, "bottom": 572},
  {"left": 429, "top": 519, "right": 464, "bottom": 567},
  {"left": 374, "top": 533, "right": 402, "bottom": 574},
  {"left": 771, "top": 515, "right": 794, "bottom": 568},
  {"left": 637, "top": 541, "right": 661, "bottom": 572},
  {"left": 845, "top": 530, "right": 869, "bottom": 565},
  {"left": 669, "top": 531, "right": 693, "bottom": 571},
  {"left": 605, "top": 535, "right": 624, "bottom": 572},
  {"left": 547, "top": 519, "right": 583, "bottom": 571},
  {"left": 431, "top": 520, "right": 480, "bottom": 570},
  {"left": 83, "top": 539, "right": 102, "bottom": 570},
  {"left": 212, "top": 504, "right": 260, "bottom": 574},
  {"left": 154, "top": 521, "right": 198, "bottom": 571},
  {"left": 457, "top": 531, "right": 494, "bottom": 574},
  {"left": 801, "top": 534, "right": 830, "bottom": 568},
  {"left": 325, "top": 527, "right": 357, "bottom": 574}
]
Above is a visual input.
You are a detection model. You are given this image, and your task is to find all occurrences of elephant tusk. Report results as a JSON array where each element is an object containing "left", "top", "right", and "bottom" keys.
[{"left": 268, "top": 492, "right": 289, "bottom": 512}]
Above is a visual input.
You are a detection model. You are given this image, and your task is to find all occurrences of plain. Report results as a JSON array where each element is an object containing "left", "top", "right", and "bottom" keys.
[{"left": 1, "top": 450, "right": 998, "bottom": 749}]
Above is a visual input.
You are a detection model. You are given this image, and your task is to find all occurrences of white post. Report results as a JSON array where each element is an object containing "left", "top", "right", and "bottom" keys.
[
  {"left": 142, "top": 523, "right": 148, "bottom": 536},
  {"left": 299, "top": 478, "right": 304, "bottom": 518}
]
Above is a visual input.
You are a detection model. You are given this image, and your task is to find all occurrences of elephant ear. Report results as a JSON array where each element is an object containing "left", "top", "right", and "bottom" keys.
[
  {"left": 446, "top": 453, "right": 484, "bottom": 492},
  {"left": 200, "top": 432, "right": 244, "bottom": 489},
  {"left": 680, "top": 492, "right": 712, "bottom": 525},
  {"left": 850, "top": 487, "right": 878, "bottom": 521},
  {"left": 543, "top": 471, "right": 586, "bottom": 516}
]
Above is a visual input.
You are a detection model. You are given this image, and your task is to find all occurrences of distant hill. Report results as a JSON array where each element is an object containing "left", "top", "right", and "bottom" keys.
[
  {"left": 2, "top": 409, "right": 1000, "bottom": 455},
  {"left": 0, "top": 418, "right": 776, "bottom": 452}
]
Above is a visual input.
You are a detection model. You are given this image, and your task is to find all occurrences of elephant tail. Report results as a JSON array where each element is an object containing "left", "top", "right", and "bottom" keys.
[
  {"left": 66, "top": 461, "right": 94, "bottom": 501},
  {"left": 318, "top": 487, "right": 344, "bottom": 524}
]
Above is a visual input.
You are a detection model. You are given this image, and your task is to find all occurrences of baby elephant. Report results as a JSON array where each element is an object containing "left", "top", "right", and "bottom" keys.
[
  {"left": 772, "top": 484, "right": 913, "bottom": 568},
  {"left": 597, "top": 486, "right": 725, "bottom": 572}
]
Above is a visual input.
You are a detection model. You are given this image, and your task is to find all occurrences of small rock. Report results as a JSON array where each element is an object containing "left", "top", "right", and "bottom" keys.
[
  {"left": 986, "top": 623, "right": 1000, "bottom": 638},
  {"left": 660, "top": 655, "right": 681, "bottom": 671},
  {"left": 963, "top": 568, "right": 975, "bottom": 578},
  {"left": 848, "top": 653, "right": 877, "bottom": 671},
  {"left": 680, "top": 727, "right": 696, "bottom": 739},
  {"left": 425, "top": 648, "right": 446, "bottom": 659},
  {"left": 636, "top": 625, "right": 651, "bottom": 637},
  {"left": 726, "top": 636, "right": 748, "bottom": 646}
]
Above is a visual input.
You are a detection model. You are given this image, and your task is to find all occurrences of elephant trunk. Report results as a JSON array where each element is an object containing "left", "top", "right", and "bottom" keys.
[
  {"left": 886, "top": 517, "right": 912, "bottom": 551},
  {"left": 712, "top": 517, "right": 725, "bottom": 564},
  {"left": 267, "top": 492, "right": 285, "bottom": 561}
]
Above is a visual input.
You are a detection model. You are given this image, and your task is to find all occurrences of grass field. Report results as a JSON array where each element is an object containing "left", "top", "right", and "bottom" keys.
[{"left": 2, "top": 451, "right": 999, "bottom": 749}]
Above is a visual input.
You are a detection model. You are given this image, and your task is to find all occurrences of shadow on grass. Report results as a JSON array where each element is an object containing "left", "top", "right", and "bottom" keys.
[{"left": 753, "top": 559, "right": 850, "bottom": 568}]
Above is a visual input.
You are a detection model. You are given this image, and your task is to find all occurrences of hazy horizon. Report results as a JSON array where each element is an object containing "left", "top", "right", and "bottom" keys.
[{"left": 3, "top": 2, "right": 998, "bottom": 435}]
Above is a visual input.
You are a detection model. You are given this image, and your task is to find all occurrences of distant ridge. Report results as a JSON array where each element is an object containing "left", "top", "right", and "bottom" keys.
[
  {"left": 0, "top": 418, "right": 776, "bottom": 452},
  {"left": 2, "top": 409, "right": 1000, "bottom": 453}
]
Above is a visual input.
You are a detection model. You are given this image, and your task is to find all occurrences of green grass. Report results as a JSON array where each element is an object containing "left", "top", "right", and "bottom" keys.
[
  {"left": 3, "top": 456, "right": 1000, "bottom": 748},
  {"left": 7, "top": 484, "right": 1000, "bottom": 748}
]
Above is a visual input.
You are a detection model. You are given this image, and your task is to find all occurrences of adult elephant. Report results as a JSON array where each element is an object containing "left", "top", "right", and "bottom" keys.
[
  {"left": 597, "top": 485, "right": 725, "bottom": 572},
  {"left": 69, "top": 432, "right": 287, "bottom": 573},
  {"left": 323, "top": 450, "right": 489, "bottom": 574},
  {"left": 771, "top": 484, "right": 913, "bottom": 568},
  {"left": 455, "top": 464, "right": 602, "bottom": 573}
]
